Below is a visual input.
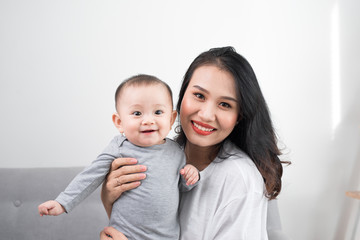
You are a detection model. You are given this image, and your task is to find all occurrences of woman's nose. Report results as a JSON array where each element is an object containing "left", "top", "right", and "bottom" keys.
[{"left": 198, "top": 105, "right": 216, "bottom": 122}]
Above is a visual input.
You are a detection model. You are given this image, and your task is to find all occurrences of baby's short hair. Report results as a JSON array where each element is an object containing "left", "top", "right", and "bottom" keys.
[{"left": 115, "top": 74, "right": 173, "bottom": 109}]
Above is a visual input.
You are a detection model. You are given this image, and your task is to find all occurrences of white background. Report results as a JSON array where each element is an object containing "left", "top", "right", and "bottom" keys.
[{"left": 1, "top": 0, "right": 359, "bottom": 239}]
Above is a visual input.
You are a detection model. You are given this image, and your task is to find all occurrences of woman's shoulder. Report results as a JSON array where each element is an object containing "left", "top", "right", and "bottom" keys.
[
  {"left": 215, "top": 141, "right": 256, "bottom": 170},
  {"left": 212, "top": 141, "right": 264, "bottom": 192}
]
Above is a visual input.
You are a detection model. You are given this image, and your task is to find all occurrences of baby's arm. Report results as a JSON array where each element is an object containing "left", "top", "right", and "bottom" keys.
[
  {"left": 180, "top": 164, "right": 199, "bottom": 186},
  {"left": 38, "top": 200, "right": 66, "bottom": 216}
]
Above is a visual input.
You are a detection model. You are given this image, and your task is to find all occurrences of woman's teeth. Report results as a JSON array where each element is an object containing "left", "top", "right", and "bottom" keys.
[{"left": 193, "top": 122, "right": 214, "bottom": 132}]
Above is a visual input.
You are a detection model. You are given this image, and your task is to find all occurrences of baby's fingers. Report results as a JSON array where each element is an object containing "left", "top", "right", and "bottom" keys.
[
  {"left": 186, "top": 175, "right": 196, "bottom": 185},
  {"left": 38, "top": 201, "right": 53, "bottom": 216},
  {"left": 38, "top": 200, "right": 64, "bottom": 216},
  {"left": 38, "top": 205, "right": 49, "bottom": 216},
  {"left": 186, "top": 170, "right": 199, "bottom": 185}
]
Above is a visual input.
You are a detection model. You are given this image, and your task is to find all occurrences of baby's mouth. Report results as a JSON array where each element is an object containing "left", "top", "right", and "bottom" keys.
[{"left": 141, "top": 130, "right": 156, "bottom": 133}]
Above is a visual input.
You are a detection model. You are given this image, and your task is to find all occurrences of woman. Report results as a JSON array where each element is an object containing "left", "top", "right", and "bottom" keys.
[{"left": 100, "top": 47, "right": 289, "bottom": 239}]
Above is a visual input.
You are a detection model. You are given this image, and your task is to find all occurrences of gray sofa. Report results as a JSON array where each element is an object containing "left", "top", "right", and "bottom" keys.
[{"left": 0, "top": 167, "right": 290, "bottom": 240}]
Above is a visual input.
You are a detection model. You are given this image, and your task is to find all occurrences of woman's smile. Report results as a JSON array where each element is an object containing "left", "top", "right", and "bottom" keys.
[{"left": 191, "top": 120, "right": 216, "bottom": 135}]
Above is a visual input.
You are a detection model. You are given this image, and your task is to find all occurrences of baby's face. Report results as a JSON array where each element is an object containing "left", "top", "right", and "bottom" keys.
[{"left": 115, "top": 84, "right": 176, "bottom": 147}]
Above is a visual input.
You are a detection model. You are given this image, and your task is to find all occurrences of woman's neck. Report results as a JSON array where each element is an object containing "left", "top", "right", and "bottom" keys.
[{"left": 184, "top": 141, "right": 220, "bottom": 171}]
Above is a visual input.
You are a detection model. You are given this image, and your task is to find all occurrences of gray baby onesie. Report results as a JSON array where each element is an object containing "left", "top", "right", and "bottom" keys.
[{"left": 56, "top": 135, "right": 193, "bottom": 240}]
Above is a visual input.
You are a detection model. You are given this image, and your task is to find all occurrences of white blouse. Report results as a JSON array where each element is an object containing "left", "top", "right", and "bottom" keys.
[{"left": 179, "top": 141, "right": 268, "bottom": 240}]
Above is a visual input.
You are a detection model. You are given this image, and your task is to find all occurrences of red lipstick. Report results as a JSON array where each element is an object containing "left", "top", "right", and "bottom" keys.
[{"left": 191, "top": 120, "right": 215, "bottom": 136}]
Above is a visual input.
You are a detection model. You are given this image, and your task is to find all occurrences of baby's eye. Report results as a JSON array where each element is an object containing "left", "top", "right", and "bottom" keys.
[
  {"left": 194, "top": 93, "right": 205, "bottom": 100},
  {"left": 155, "top": 110, "right": 163, "bottom": 115},
  {"left": 219, "top": 102, "right": 231, "bottom": 108},
  {"left": 132, "top": 111, "right": 142, "bottom": 116}
]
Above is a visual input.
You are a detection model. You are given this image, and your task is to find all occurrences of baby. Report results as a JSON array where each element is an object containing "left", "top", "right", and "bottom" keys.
[{"left": 38, "top": 74, "right": 199, "bottom": 240}]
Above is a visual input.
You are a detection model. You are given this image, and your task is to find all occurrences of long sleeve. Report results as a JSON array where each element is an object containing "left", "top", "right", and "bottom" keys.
[{"left": 55, "top": 136, "right": 121, "bottom": 212}]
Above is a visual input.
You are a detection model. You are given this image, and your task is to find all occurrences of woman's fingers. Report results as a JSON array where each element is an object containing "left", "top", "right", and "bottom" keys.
[
  {"left": 102, "top": 158, "right": 147, "bottom": 218},
  {"left": 103, "top": 173, "right": 146, "bottom": 202},
  {"left": 113, "top": 173, "right": 146, "bottom": 188},
  {"left": 100, "top": 229, "right": 110, "bottom": 240},
  {"left": 109, "top": 162, "right": 147, "bottom": 180},
  {"left": 110, "top": 158, "right": 137, "bottom": 171},
  {"left": 101, "top": 227, "right": 128, "bottom": 240},
  {"left": 117, "top": 181, "right": 142, "bottom": 193},
  {"left": 102, "top": 159, "right": 147, "bottom": 204}
]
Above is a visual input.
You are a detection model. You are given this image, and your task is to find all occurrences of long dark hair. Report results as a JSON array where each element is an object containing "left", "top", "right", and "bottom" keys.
[{"left": 176, "top": 46, "right": 290, "bottom": 200}]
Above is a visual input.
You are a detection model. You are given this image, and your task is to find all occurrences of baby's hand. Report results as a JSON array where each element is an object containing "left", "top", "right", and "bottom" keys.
[
  {"left": 180, "top": 164, "right": 199, "bottom": 186},
  {"left": 38, "top": 200, "right": 65, "bottom": 216}
]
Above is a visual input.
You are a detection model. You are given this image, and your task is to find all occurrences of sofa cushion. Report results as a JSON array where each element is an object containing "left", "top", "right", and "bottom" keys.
[{"left": 0, "top": 167, "right": 108, "bottom": 240}]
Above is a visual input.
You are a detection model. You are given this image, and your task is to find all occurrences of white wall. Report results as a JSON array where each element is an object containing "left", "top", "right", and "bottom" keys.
[{"left": 1, "top": 0, "right": 359, "bottom": 239}]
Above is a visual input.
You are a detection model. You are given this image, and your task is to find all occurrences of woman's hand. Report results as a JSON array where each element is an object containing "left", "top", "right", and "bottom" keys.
[
  {"left": 100, "top": 227, "right": 128, "bottom": 240},
  {"left": 101, "top": 158, "right": 147, "bottom": 218}
]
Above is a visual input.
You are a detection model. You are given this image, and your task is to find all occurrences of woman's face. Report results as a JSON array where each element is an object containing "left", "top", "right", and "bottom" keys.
[{"left": 180, "top": 65, "right": 239, "bottom": 148}]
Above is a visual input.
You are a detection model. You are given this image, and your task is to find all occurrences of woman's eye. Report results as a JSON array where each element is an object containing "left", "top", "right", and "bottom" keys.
[
  {"left": 219, "top": 102, "right": 231, "bottom": 108},
  {"left": 194, "top": 93, "right": 205, "bottom": 99},
  {"left": 132, "top": 111, "right": 142, "bottom": 116},
  {"left": 155, "top": 110, "right": 163, "bottom": 115}
]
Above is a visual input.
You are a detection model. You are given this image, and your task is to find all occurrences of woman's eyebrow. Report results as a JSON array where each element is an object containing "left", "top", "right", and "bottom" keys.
[
  {"left": 192, "top": 85, "right": 209, "bottom": 94},
  {"left": 192, "top": 85, "right": 237, "bottom": 102},
  {"left": 222, "top": 96, "right": 238, "bottom": 102}
]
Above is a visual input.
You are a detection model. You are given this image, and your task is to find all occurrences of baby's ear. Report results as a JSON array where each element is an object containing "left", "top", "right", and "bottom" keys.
[
  {"left": 170, "top": 110, "right": 177, "bottom": 127},
  {"left": 112, "top": 113, "right": 124, "bottom": 133}
]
